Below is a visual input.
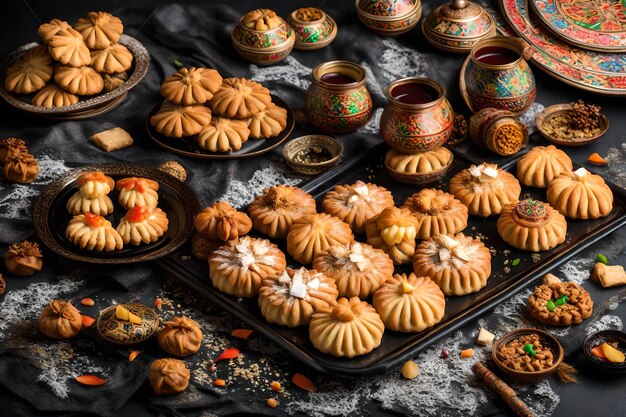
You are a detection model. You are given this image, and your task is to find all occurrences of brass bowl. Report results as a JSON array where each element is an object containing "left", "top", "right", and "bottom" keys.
[
  {"left": 536, "top": 103, "right": 609, "bottom": 147},
  {"left": 355, "top": 0, "right": 422, "bottom": 36},
  {"left": 96, "top": 303, "right": 160, "bottom": 346},
  {"left": 231, "top": 16, "right": 295, "bottom": 65},
  {"left": 384, "top": 147, "right": 454, "bottom": 185},
  {"left": 282, "top": 135, "right": 343, "bottom": 176},
  {"left": 289, "top": 8, "right": 338, "bottom": 50}
]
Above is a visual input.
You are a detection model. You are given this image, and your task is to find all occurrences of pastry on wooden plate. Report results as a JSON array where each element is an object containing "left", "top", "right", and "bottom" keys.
[
  {"left": 4, "top": 45, "right": 52, "bottom": 94},
  {"left": 497, "top": 198, "right": 567, "bottom": 252},
  {"left": 312, "top": 242, "right": 393, "bottom": 298},
  {"left": 365, "top": 206, "right": 418, "bottom": 265},
  {"left": 242, "top": 8, "right": 282, "bottom": 30},
  {"left": 73, "top": 12, "right": 123, "bottom": 50},
  {"left": 160, "top": 67, "right": 223, "bottom": 106},
  {"left": 401, "top": 188, "right": 468, "bottom": 239},
  {"left": 67, "top": 172, "right": 114, "bottom": 215},
  {"left": 373, "top": 273, "right": 445, "bottom": 332},
  {"left": 547, "top": 168, "right": 613, "bottom": 219},
  {"left": 195, "top": 117, "right": 250, "bottom": 152},
  {"left": 528, "top": 274, "right": 592, "bottom": 326},
  {"left": 54, "top": 65, "right": 104, "bottom": 95},
  {"left": 258, "top": 267, "right": 338, "bottom": 327},
  {"left": 157, "top": 316, "right": 203, "bottom": 357},
  {"left": 516, "top": 145, "right": 572, "bottom": 188},
  {"left": 209, "top": 236, "right": 286, "bottom": 297},
  {"left": 38, "top": 19, "right": 79, "bottom": 43},
  {"left": 150, "top": 101, "right": 212, "bottom": 138},
  {"left": 246, "top": 102, "right": 288, "bottom": 139},
  {"left": 0, "top": 137, "right": 28, "bottom": 163},
  {"left": 413, "top": 233, "right": 492, "bottom": 296},
  {"left": 31, "top": 84, "right": 79, "bottom": 108},
  {"left": 323, "top": 181, "right": 394, "bottom": 233},
  {"left": 116, "top": 207, "right": 169, "bottom": 245},
  {"left": 48, "top": 32, "right": 91, "bottom": 67},
  {"left": 115, "top": 177, "right": 159, "bottom": 210},
  {"left": 103, "top": 72, "right": 127, "bottom": 92},
  {"left": 309, "top": 297, "right": 384, "bottom": 357},
  {"left": 66, "top": 212, "right": 124, "bottom": 251},
  {"left": 3, "top": 153, "right": 39, "bottom": 183},
  {"left": 209, "top": 77, "right": 271, "bottom": 119},
  {"left": 449, "top": 163, "right": 521, "bottom": 217},
  {"left": 286, "top": 213, "right": 354, "bottom": 264},
  {"left": 38, "top": 299, "right": 82, "bottom": 339},
  {"left": 248, "top": 185, "right": 316, "bottom": 238},
  {"left": 149, "top": 358, "right": 190, "bottom": 395},
  {"left": 89, "top": 43, "right": 133, "bottom": 74},
  {"left": 194, "top": 201, "right": 252, "bottom": 242}
]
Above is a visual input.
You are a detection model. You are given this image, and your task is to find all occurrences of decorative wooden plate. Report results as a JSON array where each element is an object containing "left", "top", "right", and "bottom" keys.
[
  {"left": 96, "top": 303, "right": 160, "bottom": 345},
  {"left": 535, "top": 102, "right": 609, "bottom": 147}
]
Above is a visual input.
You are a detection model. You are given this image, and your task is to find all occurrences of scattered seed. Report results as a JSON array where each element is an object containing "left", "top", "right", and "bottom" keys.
[
  {"left": 81, "top": 297, "right": 95, "bottom": 306},
  {"left": 460, "top": 348, "right": 475, "bottom": 358},
  {"left": 267, "top": 398, "right": 278, "bottom": 408},
  {"left": 441, "top": 348, "right": 449, "bottom": 359},
  {"left": 270, "top": 381, "right": 281, "bottom": 391},
  {"left": 154, "top": 297, "right": 163, "bottom": 310},
  {"left": 214, "top": 379, "right": 226, "bottom": 387}
]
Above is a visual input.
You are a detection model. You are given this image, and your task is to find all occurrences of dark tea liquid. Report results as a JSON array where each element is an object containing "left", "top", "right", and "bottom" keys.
[
  {"left": 391, "top": 82, "right": 438, "bottom": 105},
  {"left": 320, "top": 72, "right": 356, "bottom": 84},
  {"left": 475, "top": 46, "right": 520, "bottom": 65}
]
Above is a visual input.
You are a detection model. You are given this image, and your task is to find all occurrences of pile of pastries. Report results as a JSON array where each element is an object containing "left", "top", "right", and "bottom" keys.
[
  {"left": 4, "top": 12, "right": 132, "bottom": 108},
  {"left": 64, "top": 172, "right": 169, "bottom": 251},
  {"left": 150, "top": 68, "right": 288, "bottom": 152}
]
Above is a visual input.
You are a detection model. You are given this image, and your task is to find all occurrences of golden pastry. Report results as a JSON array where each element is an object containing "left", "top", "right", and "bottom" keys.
[
  {"left": 258, "top": 267, "right": 338, "bottom": 327},
  {"left": 323, "top": 181, "right": 394, "bottom": 233},
  {"left": 194, "top": 201, "right": 252, "bottom": 241},
  {"left": 242, "top": 9, "right": 282, "bottom": 30},
  {"left": 115, "top": 177, "right": 159, "bottom": 210},
  {"left": 312, "top": 242, "right": 393, "bottom": 298},
  {"left": 516, "top": 145, "right": 572, "bottom": 188},
  {"left": 385, "top": 147, "right": 453, "bottom": 173},
  {"left": 4, "top": 46, "right": 53, "bottom": 94},
  {"left": 157, "top": 316, "right": 203, "bottom": 357},
  {"left": 66, "top": 172, "right": 115, "bottom": 215},
  {"left": 2, "top": 153, "right": 39, "bottom": 183},
  {"left": 102, "top": 71, "right": 127, "bottom": 92},
  {"left": 401, "top": 188, "right": 468, "bottom": 239},
  {"left": 449, "top": 163, "right": 521, "bottom": 217},
  {"left": 31, "top": 84, "right": 79, "bottom": 108},
  {"left": 3, "top": 241, "right": 43, "bottom": 276},
  {"left": 89, "top": 43, "right": 133, "bottom": 74},
  {"left": 38, "top": 19, "right": 80, "bottom": 43},
  {"left": 116, "top": 207, "right": 169, "bottom": 246},
  {"left": 73, "top": 12, "right": 124, "bottom": 50},
  {"left": 65, "top": 212, "right": 124, "bottom": 251},
  {"left": 497, "top": 198, "right": 567, "bottom": 252},
  {"left": 373, "top": 273, "right": 445, "bottom": 332},
  {"left": 195, "top": 117, "right": 250, "bottom": 152},
  {"left": 248, "top": 185, "right": 316, "bottom": 238},
  {"left": 160, "top": 67, "right": 223, "bottom": 106},
  {"left": 0, "top": 137, "right": 28, "bottom": 163},
  {"left": 413, "top": 233, "right": 492, "bottom": 296},
  {"left": 48, "top": 32, "right": 91, "bottom": 67},
  {"left": 149, "top": 358, "right": 190, "bottom": 395},
  {"left": 246, "top": 103, "right": 288, "bottom": 139},
  {"left": 150, "top": 101, "right": 212, "bottom": 138},
  {"left": 209, "top": 236, "right": 287, "bottom": 297},
  {"left": 547, "top": 168, "right": 613, "bottom": 219},
  {"left": 38, "top": 300, "right": 82, "bottom": 339},
  {"left": 158, "top": 160, "right": 187, "bottom": 182},
  {"left": 286, "top": 213, "right": 354, "bottom": 264},
  {"left": 309, "top": 297, "right": 384, "bottom": 357},
  {"left": 54, "top": 65, "right": 104, "bottom": 95},
  {"left": 527, "top": 274, "right": 592, "bottom": 326},
  {"left": 365, "top": 206, "right": 418, "bottom": 265},
  {"left": 209, "top": 77, "right": 271, "bottom": 119}
]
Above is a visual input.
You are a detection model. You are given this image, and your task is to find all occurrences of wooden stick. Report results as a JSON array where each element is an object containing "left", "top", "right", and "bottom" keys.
[{"left": 472, "top": 362, "right": 536, "bottom": 417}]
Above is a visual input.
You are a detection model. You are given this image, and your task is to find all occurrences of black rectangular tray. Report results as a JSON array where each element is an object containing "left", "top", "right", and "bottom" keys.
[{"left": 157, "top": 142, "right": 626, "bottom": 375}]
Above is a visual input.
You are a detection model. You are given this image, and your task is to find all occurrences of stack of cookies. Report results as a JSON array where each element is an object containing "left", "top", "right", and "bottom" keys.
[
  {"left": 4, "top": 12, "right": 132, "bottom": 108},
  {"left": 150, "top": 68, "right": 288, "bottom": 152}
]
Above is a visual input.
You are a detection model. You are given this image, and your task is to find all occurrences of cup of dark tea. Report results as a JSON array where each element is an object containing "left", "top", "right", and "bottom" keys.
[
  {"left": 380, "top": 77, "right": 454, "bottom": 153},
  {"left": 305, "top": 60, "right": 373, "bottom": 133},
  {"left": 462, "top": 36, "right": 536, "bottom": 114}
]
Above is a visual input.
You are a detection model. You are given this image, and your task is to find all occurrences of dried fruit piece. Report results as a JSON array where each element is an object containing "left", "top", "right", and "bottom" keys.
[
  {"left": 460, "top": 348, "right": 475, "bottom": 358},
  {"left": 591, "top": 345, "right": 607, "bottom": 361},
  {"left": 401, "top": 360, "right": 419, "bottom": 379},
  {"left": 115, "top": 305, "right": 142, "bottom": 324},
  {"left": 81, "top": 315, "right": 96, "bottom": 327},
  {"left": 81, "top": 297, "right": 95, "bottom": 306},
  {"left": 270, "top": 381, "right": 281, "bottom": 391},
  {"left": 214, "top": 379, "right": 226, "bottom": 387},
  {"left": 596, "top": 253, "right": 609, "bottom": 265},
  {"left": 601, "top": 343, "right": 625, "bottom": 363},
  {"left": 292, "top": 373, "right": 316, "bottom": 392},
  {"left": 75, "top": 375, "right": 107, "bottom": 386},
  {"left": 587, "top": 153, "right": 608, "bottom": 166},
  {"left": 154, "top": 297, "right": 163, "bottom": 310},
  {"left": 440, "top": 348, "right": 449, "bottom": 359},
  {"left": 231, "top": 328, "right": 254, "bottom": 340},
  {"left": 215, "top": 348, "right": 239, "bottom": 362},
  {"left": 129, "top": 350, "right": 141, "bottom": 361},
  {"left": 267, "top": 398, "right": 278, "bottom": 408}
]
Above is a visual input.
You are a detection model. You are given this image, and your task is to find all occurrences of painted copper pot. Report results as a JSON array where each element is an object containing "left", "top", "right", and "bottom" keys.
[
  {"left": 305, "top": 61, "right": 373, "bottom": 133},
  {"left": 380, "top": 77, "right": 454, "bottom": 153},
  {"left": 231, "top": 13, "right": 295, "bottom": 65},
  {"left": 355, "top": 0, "right": 422, "bottom": 36},
  {"left": 289, "top": 8, "right": 337, "bottom": 50},
  {"left": 462, "top": 37, "right": 536, "bottom": 114}
]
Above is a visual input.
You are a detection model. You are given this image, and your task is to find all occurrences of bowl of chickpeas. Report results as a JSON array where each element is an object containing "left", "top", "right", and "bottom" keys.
[{"left": 492, "top": 328, "right": 564, "bottom": 383}]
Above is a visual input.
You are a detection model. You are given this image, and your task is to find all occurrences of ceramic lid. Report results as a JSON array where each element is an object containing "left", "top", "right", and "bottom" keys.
[
  {"left": 424, "top": 0, "right": 495, "bottom": 45},
  {"left": 357, "top": 0, "right": 416, "bottom": 17}
]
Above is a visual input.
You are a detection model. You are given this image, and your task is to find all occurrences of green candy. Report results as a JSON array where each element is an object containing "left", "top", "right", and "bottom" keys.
[
  {"left": 523, "top": 343, "right": 536, "bottom": 356},
  {"left": 554, "top": 295, "right": 568, "bottom": 306},
  {"left": 512, "top": 258, "right": 521, "bottom": 267},
  {"left": 596, "top": 254, "right": 608, "bottom": 265},
  {"left": 546, "top": 300, "right": 556, "bottom": 312}
]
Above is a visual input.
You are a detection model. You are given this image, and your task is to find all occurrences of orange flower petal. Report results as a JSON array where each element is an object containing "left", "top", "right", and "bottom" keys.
[
  {"left": 81, "top": 315, "right": 96, "bottom": 327},
  {"left": 215, "top": 348, "right": 239, "bottom": 362},
  {"left": 128, "top": 350, "right": 141, "bottom": 361},
  {"left": 292, "top": 373, "right": 316, "bottom": 392},
  {"left": 75, "top": 375, "right": 107, "bottom": 386},
  {"left": 231, "top": 329, "right": 254, "bottom": 340}
]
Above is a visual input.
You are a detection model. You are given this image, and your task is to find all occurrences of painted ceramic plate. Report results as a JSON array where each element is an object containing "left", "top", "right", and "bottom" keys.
[
  {"left": 0, "top": 35, "right": 150, "bottom": 117},
  {"left": 33, "top": 164, "right": 199, "bottom": 264},
  {"left": 146, "top": 95, "right": 295, "bottom": 160},
  {"left": 531, "top": 0, "right": 626, "bottom": 52},
  {"left": 96, "top": 303, "right": 160, "bottom": 345}
]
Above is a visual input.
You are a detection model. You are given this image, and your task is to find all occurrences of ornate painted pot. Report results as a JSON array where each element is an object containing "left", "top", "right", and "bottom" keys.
[
  {"left": 462, "top": 37, "right": 536, "bottom": 114},
  {"left": 305, "top": 61, "right": 373, "bottom": 133},
  {"left": 231, "top": 13, "right": 295, "bottom": 65},
  {"left": 469, "top": 108, "right": 528, "bottom": 156},
  {"left": 380, "top": 77, "right": 454, "bottom": 153},
  {"left": 289, "top": 8, "right": 337, "bottom": 50},
  {"left": 355, "top": 0, "right": 422, "bottom": 36}
]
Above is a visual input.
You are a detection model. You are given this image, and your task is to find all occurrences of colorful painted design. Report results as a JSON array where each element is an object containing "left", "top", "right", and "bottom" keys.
[
  {"left": 233, "top": 43, "right": 292, "bottom": 65},
  {"left": 358, "top": 13, "right": 420, "bottom": 34},
  {"left": 293, "top": 18, "right": 336, "bottom": 46},
  {"left": 358, "top": 0, "right": 416, "bottom": 17},
  {"left": 232, "top": 21, "right": 292, "bottom": 49},
  {"left": 305, "top": 85, "right": 373, "bottom": 133},
  {"left": 426, "top": 8, "right": 493, "bottom": 38}
]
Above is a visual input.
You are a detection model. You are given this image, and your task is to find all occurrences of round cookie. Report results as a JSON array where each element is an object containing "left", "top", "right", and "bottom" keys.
[
  {"left": 89, "top": 43, "right": 133, "bottom": 74},
  {"left": 242, "top": 8, "right": 282, "bottom": 30},
  {"left": 547, "top": 168, "right": 613, "bottom": 220},
  {"left": 195, "top": 117, "right": 250, "bottom": 152},
  {"left": 54, "top": 65, "right": 104, "bottom": 95},
  {"left": 194, "top": 201, "right": 252, "bottom": 242},
  {"left": 286, "top": 213, "right": 354, "bottom": 265},
  {"left": 116, "top": 207, "right": 169, "bottom": 246},
  {"left": 365, "top": 206, "right": 418, "bottom": 265},
  {"left": 65, "top": 212, "right": 124, "bottom": 252},
  {"left": 150, "top": 101, "right": 212, "bottom": 138},
  {"left": 73, "top": 12, "right": 124, "bottom": 50},
  {"left": 5, "top": 46, "right": 53, "bottom": 94},
  {"left": 48, "top": 33, "right": 91, "bottom": 67},
  {"left": 209, "top": 77, "right": 271, "bottom": 119},
  {"left": 31, "top": 84, "right": 79, "bottom": 108},
  {"left": 160, "top": 67, "right": 223, "bottom": 106},
  {"left": 401, "top": 188, "right": 468, "bottom": 240},
  {"left": 246, "top": 103, "right": 288, "bottom": 139},
  {"left": 516, "top": 145, "right": 572, "bottom": 188}
]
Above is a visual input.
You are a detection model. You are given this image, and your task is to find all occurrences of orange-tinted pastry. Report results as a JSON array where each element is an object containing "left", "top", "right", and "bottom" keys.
[
  {"left": 246, "top": 103, "right": 288, "bottom": 139},
  {"left": 89, "top": 43, "right": 133, "bottom": 74},
  {"left": 527, "top": 274, "right": 592, "bottom": 326},
  {"left": 2, "top": 153, "right": 39, "bottom": 183},
  {"left": 54, "top": 65, "right": 104, "bottom": 95},
  {"left": 449, "top": 163, "right": 521, "bottom": 217},
  {"left": 286, "top": 213, "right": 354, "bottom": 264},
  {"left": 65, "top": 212, "right": 124, "bottom": 251},
  {"left": 4, "top": 46, "right": 52, "bottom": 94},
  {"left": 208, "top": 236, "right": 287, "bottom": 297},
  {"left": 385, "top": 147, "right": 453, "bottom": 175},
  {"left": 312, "top": 242, "right": 393, "bottom": 298},
  {"left": 401, "top": 188, "right": 468, "bottom": 239},
  {"left": 373, "top": 273, "right": 445, "bottom": 332},
  {"left": 547, "top": 168, "right": 613, "bottom": 219},
  {"left": 157, "top": 316, "right": 203, "bottom": 357},
  {"left": 150, "top": 101, "right": 212, "bottom": 138},
  {"left": 3, "top": 241, "right": 43, "bottom": 276},
  {"left": 309, "top": 297, "right": 384, "bottom": 357},
  {"left": 149, "top": 358, "right": 190, "bottom": 395},
  {"left": 194, "top": 201, "right": 252, "bottom": 241},
  {"left": 38, "top": 299, "right": 82, "bottom": 339},
  {"left": 413, "top": 233, "right": 492, "bottom": 296},
  {"left": 160, "top": 67, "right": 223, "bottom": 106},
  {"left": 115, "top": 177, "right": 159, "bottom": 210},
  {"left": 258, "top": 267, "right": 338, "bottom": 327},
  {"left": 38, "top": 19, "right": 80, "bottom": 43},
  {"left": 497, "top": 198, "right": 567, "bottom": 252},
  {"left": 242, "top": 9, "right": 282, "bottom": 30},
  {"left": 209, "top": 77, "right": 271, "bottom": 119},
  {"left": 365, "top": 206, "right": 418, "bottom": 265},
  {"left": 248, "top": 185, "right": 316, "bottom": 238},
  {"left": 195, "top": 117, "right": 250, "bottom": 152},
  {"left": 0, "top": 137, "right": 28, "bottom": 163},
  {"left": 67, "top": 172, "right": 114, "bottom": 215},
  {"left": 73, "top": 12, "right": 124, "bottom": 50},
  {"left": 31, "top": 84, "right": 79, "bottom": 108},
  {"left": 516, "top": 145, "right": 572, "bottom": 188},
  {"left": 323, "top": 181, "right": 394, "bottom": 233},
  {"left": 48, "top": 32, "right": 91, "bottom": 67},
  {"left": 116, "top": 206, "right": 169, "bottom": 245}
]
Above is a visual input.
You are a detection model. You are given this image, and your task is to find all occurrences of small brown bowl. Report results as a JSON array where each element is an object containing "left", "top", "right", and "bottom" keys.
[
  {"left": 492, "top": 328, "right": 564, "bottom": 383},
  {"left": 536, "top": 103, "right": 609, "bottom": 147},
  {"left": 282, "top": 135, "right": 342, "bottom": 176},
  {"left": 96, "top": 303, "right": 159, "bottom": 346},
  {"left": 384, "top": 147, "right": 453, "bottom": 185}
]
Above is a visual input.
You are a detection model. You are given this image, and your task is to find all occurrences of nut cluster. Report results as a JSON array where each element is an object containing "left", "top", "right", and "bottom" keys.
[
  {"left": 571, "top": 99, "right": 602, "bottom": 131},
  {"left": 528, "top": 281, "right": 593, "bottom": 326},
  {"left": 497, "top": 334, "right": 555, "bottom": 372},
  {"left": 493, "top": 124, "right": 524, "bottom": 155}
]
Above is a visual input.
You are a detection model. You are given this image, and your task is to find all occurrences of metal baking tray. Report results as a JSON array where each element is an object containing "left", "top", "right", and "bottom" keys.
[{"left": 157, "top": 142, "right": 626, "bottom": 375}]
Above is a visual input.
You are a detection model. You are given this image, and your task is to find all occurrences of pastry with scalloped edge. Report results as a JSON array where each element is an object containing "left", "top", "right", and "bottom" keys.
[
  {"left": 66, "top": 172, "right": 114, "bottom": 215},
  {"left": 65, "top": 212, "right": 124, "bottom": 251},
  {"left": 150, "top": 101, "right": 212, "bottom": 138},
  {"left": 48, "top": 33, "right": 91, "bottom": 67},
  {"left": 248, "top": 185, "right": 316, "bottom": 238},
  {"left": 116, "top": 206, "right": 169, "bottom": 246},
  {"left": 89, "top": 43, "right": 133, "bottom": 74},
  {"left": 547, "top": 168, "right": 613, "bottom": 220},
  {"left": 516, "top": 145, "right": 572, "bottom": 188},
  {"left": 209, "top": 77, "right": 271, "bottom": 119},
  {"left": 54, "top": 65, "right": 104, "bottom": 95},
  {"left": 242, "top": 8, "right": 282, "bottom": 30},
  {"left": 246, "top": 102, "right": 288, "bottom": 139},
  {"left": 4, "top": 46, "right": 52, "bottom": 94},
  {"left": 365, "top": 206, "right": 418, "bottom": 265},
  {"left": 160, "top": 67, "right": 223, "bottom": 106},
  {"left": 195, "top": 117, "right": 250, "bottom": 152},
  {"left": 385, "top": 147, "right": 452, "bottom": 174},
  {"left": 115, "top": 177, "right": 159, "bottom": 210},
  {"left": 194, "top": 201, "right": 252, "bottom": 242},
  {"left": 401, "top": 188, "right": 468, "bottom": 239},
  {"left": 31, "top": 84, "right": 79, "bottom": 108},
  {"left": 73, "top": 12, "right": 123, "bottom": 50},
  {"left": 286, "top": 213, "right": 354, "bottom": 265},
  {"left": 38, "top": 19, "right": 81, "bottom": 43}
]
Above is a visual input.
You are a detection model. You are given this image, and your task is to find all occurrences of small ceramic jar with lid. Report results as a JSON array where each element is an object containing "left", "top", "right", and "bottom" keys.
[
  {"left": 469, "top": 108, "right": 528, "bottom": 156},
  {"left": 355, "top": 0, "right": 422, "bottom": 36},
  {"left": 289, "top": 7, "right": 337, "bottom": 50}
]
